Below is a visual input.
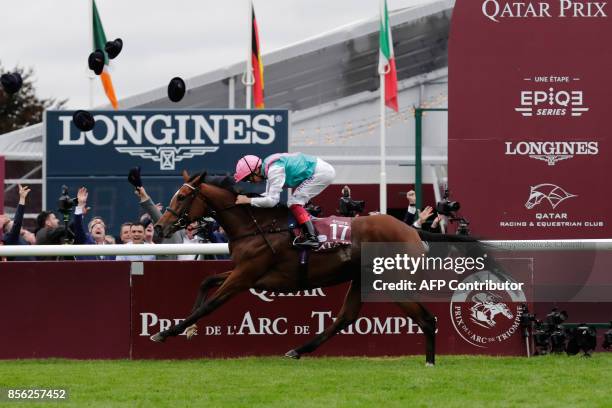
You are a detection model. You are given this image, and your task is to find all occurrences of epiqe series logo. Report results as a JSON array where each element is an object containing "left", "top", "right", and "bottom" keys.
[
  {"left": 58, "top": 113, "right": 284, "bottom": 170},
  {"left": 504, "top": 141, "right": 599, "bottom": 165},
  {"left": 450, "top": 271, "right": 526, "bottom": 348},
  {"left": 482, "top": 0, "right": 608, "bottom": 23},
  {"left": 515, "top": 77, "right": 589, "bottom": 117}
]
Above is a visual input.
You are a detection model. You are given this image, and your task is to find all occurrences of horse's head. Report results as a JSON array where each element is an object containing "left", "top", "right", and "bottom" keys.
[{"left": 154, "top": 170, "right": 209, "bottom": 242}]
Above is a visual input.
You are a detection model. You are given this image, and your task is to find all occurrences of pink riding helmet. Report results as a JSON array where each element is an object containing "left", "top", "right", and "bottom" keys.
[{"left": 234, "top": 155, "right": 262, "bottom": 182}]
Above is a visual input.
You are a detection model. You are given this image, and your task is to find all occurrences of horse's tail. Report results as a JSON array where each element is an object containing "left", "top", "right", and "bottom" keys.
[{"left": 416, "top": 230, "right": 517, "bottom": 283}]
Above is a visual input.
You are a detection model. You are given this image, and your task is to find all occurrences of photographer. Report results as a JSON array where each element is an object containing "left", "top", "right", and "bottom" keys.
[{"left": 338, "top": 185, "right": 365, "bottom": 217}]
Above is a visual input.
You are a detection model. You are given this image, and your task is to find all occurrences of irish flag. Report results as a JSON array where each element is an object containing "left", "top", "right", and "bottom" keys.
[
  {"left": 378, "top": 0, "right": 398, "bottom": 112},
  {"left": 92, "top": 0, "right": 118, "bottom": 109},
  {"left": 251, "top": 3, "right": 264, "bottom": 108}
]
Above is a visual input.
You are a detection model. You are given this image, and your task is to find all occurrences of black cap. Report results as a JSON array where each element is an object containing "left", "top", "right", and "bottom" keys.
[
  {"left": 128, "top": 166, "right": 143, "bottom": 188},
  {"left": 88, "top": 50, "right": 105, "bottom": 75},
  {"left": 168, "top": 77, "right": 186, "bottom": 102},
  {"left": 73, "top": 110, "right": 96, "bottom": 132},
  {"left": 0, "top": 72, "right": 23, "bottom": 94},
  {"left": 105, "top": 38, "right": 123, "bottom": 59}
]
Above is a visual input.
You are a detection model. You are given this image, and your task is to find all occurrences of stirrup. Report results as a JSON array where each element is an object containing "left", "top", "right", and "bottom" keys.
[{"left": 293, "top": 235, "right": 320, "bottom": 248}]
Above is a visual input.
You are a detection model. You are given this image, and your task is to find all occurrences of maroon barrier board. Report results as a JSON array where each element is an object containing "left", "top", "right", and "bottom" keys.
[
  {"left": 0, "top": 262, "right": 131, "bottom": 359},
  {"left": 0, "top": 155, "right": 4, "bottom": 213},
  {"left": 1, "top": 260, "right": 607, "bottom": 359},
  {"left": 131, "top": 261, "right": 527, "bottom": 358},
  {"left": 448, "top": 1, "right": 612, "bottom": 239}
]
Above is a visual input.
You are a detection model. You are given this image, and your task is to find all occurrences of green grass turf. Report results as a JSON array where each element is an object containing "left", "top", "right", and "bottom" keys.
[{"left": 0, "top": 355, "right": 610, "bottom": 407}]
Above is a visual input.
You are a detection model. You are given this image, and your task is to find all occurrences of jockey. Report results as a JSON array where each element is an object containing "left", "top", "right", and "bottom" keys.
[{"left": 234, "top": 152, "right": 335, "bottom": 249}]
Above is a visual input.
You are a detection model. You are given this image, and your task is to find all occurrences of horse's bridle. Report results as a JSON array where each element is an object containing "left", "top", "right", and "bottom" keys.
[
  {"left": 165, "top": 183, "right": 281, "bottom": 255},
  {"left": 165, "top": 183, "right": 207, "bottom": 230}
]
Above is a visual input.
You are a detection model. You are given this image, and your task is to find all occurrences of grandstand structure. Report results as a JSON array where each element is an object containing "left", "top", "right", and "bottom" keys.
[{"left": 0, "top": 0, "right": 452, "bottom": 221}]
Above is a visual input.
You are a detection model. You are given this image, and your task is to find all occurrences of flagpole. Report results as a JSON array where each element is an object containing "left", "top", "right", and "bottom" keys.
[
  {"left": 89, "top": 0, "right": 95, "bottom": 108},
  {"left": 245, "top": 0, "right": 253, "bottom": 109},
  {"left": 379, "top": 0, "right": 387, "bottom": 214}
]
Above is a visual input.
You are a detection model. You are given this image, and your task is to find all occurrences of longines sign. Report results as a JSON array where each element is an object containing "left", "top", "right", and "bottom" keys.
[{"left": 45, "top": 110, "right": 289, "bottom": 176}]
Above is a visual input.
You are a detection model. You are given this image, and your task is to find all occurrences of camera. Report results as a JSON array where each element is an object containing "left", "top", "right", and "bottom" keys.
[
  {"left": 436, "top": 188, "right": 470, "bottom": 235},
  {"left": 436, "top": 188, "right": 461, "bottom": 216},
  {"left": 519, "top": 304, "right": 536, "bottom": 328},
  {"left": 603, "top": 321, "right": 612, "bottom": 350},
  {"left": 194, "top": 217, "right": 216, "bottom": 243},
  {"left": 338, "top": 186, "right": 365, "bottom": 217},
  {"left": 58, "top": 185, "right": 78, "bottom": 215},
  {"left": 544, "top": 308, "right": 568, "bottom": 330}
]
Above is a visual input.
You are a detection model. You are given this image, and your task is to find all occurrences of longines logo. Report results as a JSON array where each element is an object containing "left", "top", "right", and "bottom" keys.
[
  {"left": 504, "top": 141, "right": 599, "bottom": 165},
  {"left": 58, "top": 113, "right": 282, "bottom": 170},
  {"left": 482, "top": 0, "right": 608, "bottom": 22}
]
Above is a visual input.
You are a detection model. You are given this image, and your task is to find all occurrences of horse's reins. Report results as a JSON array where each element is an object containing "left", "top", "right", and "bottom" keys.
[{"left": 168, "top": 183, "right": 285, "bottom": 255}]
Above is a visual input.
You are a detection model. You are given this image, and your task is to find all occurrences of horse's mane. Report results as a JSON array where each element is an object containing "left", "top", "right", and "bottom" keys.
[{"left": 189, "top": 171, "right": 237, "bottom": 194}]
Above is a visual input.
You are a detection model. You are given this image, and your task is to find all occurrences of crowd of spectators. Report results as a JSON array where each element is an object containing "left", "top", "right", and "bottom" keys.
[
  {"left": 1, "top": 183, "right": 445, "bottom": 262},
  {"left": 0, "top": 183, "right": 228, "bottom": 262}
]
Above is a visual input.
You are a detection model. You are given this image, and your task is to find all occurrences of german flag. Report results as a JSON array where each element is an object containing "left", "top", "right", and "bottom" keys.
[{"left": 251, "top": 4, "right": 264, "bottom": 109}]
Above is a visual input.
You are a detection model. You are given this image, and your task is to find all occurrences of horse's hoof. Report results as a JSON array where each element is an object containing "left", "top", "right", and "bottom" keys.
[
  {"left": 285, "top": 349, "right": 301, "bottom": 359},
  {"left": 185, "top": 324, "right": 198, "bottom": 340},
  {"left": 150, "top": 332, "right": 166, "bottom": 343},
  {"left": 425, "top": 362, "right": 435, "bottom": 368}
]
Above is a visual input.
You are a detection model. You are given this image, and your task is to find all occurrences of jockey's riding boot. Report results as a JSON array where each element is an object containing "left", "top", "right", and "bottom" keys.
[{"left": 294, "top": 220, "right": 320, "bottom": 249}]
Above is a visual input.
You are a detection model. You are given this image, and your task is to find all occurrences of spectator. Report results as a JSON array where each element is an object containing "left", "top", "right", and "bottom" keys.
[
  {"left": 413, "top": 206, "right": 443, "bottom": 233},
  {"left": 212, "top": 225, "right": 228, "bottom": 244},
  {"left": 116, "top": 222, "right": 155, "bottom": 261},
  {"left": 176, "top": 221, "right": 202, "bottom": 261},
  {"left": 1, "top": 185, "right": 36, "bottom": 261},
  {"left": 0, "top": 214, "right": 9, "bottom": 242},
  {"left": 135, "top": 186, "right": 182, "bottom": 260},
  {"left": 73, "top": 187, "right": 115, "bottom": 260},
  {"left": 142, "top": 218, "right": 155, "bottom": 244},
  {"left": 119, "top": 222, "right": 133, "bottom": 244},
  {"left": 403, "top": 190, "right": 418, "bottom": 225}
]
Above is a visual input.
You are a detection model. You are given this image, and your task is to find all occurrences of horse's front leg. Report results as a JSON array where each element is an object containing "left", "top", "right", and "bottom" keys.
[
  {"left": 151, "top": 269, "right": 250, "bottom": 343},
  {"left": 184, "top": 271, "right": 231, "bottom": 339}
]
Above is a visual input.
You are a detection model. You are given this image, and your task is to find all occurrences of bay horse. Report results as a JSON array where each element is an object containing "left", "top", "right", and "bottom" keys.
[{"left": 151, "top": 171, "right": 482, "bottom": 365}]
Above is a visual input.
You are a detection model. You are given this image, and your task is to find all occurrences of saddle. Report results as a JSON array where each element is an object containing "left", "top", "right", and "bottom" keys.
[
  {"left": 287, "top": 214, "right": 352, "bottom": 289},
  {"left": 288, "top": 214, "right": 353, "bottom": 252}
]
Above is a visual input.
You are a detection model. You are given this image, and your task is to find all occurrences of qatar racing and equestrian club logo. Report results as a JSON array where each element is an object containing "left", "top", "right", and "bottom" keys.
[
  {"left": 450, "top": 271, "right": 526, "bottom": 348},
  {"left": 525, "top": 183, "right": 577, "bottom": 210}
]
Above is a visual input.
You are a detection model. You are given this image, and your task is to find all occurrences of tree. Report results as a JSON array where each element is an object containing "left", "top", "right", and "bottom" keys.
[{"left": 0, "top": 62, "right": 67, "bottom": 135}]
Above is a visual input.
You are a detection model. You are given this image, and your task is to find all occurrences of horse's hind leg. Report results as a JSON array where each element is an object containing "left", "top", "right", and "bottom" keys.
[
  {"left": 396, "top": 301, "right": 436, "bottom": 366},
  {"left": 184, "top": 271, "right": 231, "bottom": 339},
  {"left": 286, "top": 280, "right": 362, "bottom": 359}
]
